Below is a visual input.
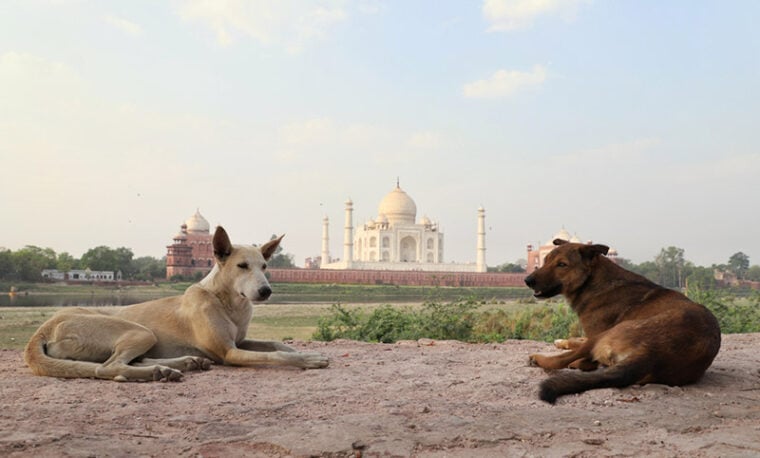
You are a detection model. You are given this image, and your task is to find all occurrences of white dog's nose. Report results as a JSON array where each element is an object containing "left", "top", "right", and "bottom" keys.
[{"left": 257, "top": 286, "right": 272, "bottom": 300}]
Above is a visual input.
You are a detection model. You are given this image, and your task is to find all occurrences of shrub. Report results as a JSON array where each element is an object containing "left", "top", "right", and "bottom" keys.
[
  {"left": 474, "top": 303, "right": 581, "bottom": 342},
  {"left": 313, "top": 300, "right": 580, "bottom": 344},
  {"left": 417, "top": 299, "right": 479, "bottom": 341},
  {"left": 687, "top": 287, "right": 760, "bottom": 334}
]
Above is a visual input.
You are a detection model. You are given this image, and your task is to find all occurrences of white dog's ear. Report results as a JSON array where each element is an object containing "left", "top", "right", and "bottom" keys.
[
  {"left": 260, "top": 234, "right": 284, "bottom": 261},
  {"left": 213, "top": 226, "right": 233, "bottom": 262}
]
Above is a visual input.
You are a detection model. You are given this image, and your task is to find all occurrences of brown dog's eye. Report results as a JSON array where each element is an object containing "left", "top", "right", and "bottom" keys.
[
  {"left": 237, "top": 262, "right": 249, "bottom": 269},
  {"left": 557, "top": 262, "right": 568, "bottom": 267}
]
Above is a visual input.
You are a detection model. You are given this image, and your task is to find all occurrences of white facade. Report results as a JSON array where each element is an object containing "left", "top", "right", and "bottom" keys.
[
  {"left": 41, "top": 269, "right": 118, "bottom": 282},
  {"left": 321, "top": 183, "right": 486, "bottom": 272}
]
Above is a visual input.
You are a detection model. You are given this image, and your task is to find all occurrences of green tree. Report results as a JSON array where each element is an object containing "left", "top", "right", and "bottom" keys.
[
  {"left": 746, "top": 265, "right": 760, "bottom": 282},
  {"left": 655, "top": 246, "right": 686, "bottom": 288},
  {"left": 131, "top": 256, "right": 166, "bottom": 281},
  {"left": 489, "top": 262, "right": 525, "bottom": 273},
  {"left": 56, "top": 252, "right": 79, "bottom": 272},
  {"left": 0, "top": 249, "right": 14, "bottom": 280},
  {"left": 686, "top": 266, "right": 717, "bottom": 290},
  {"left": 265, "top": 234, "right": 296, "bottom": 268},
  {"left": 626, "top": 260, "right": 659, "bottom": 283},
  {"left": 727, "top": 252, "right": 750, "bottom": 280},
  {"left": 81, "top": 246, "right": 134, "bottom": 276},
  {"left": 12, "top": 246, "right": 57, "bottom": 281}
]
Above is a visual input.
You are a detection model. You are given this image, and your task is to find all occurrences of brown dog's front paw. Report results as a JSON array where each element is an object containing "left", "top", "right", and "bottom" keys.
[{"left": 528, "top": 354, "right": 540, "bottom": 367}]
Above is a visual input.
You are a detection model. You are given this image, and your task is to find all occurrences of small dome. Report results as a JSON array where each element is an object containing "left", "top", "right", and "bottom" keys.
[
  {"left": 547, "top": 228, "right": 571, "bottom": 246},
  {"left": 420, "top": 215, "right": 432, "bottom": 225},
  {"left": 378, "top": 184, "right": 416, "bottom": 225},
  {"left": 185, "top": 209, "right": 210, "bottom": 234},
  {"left": 570, "top": 234, "right": 581, "bottom": 243},
  {"left": 378, "top": 214, "right": 388, "bottom": 223},
  {"left": 554, "top": 228, "right": 571, "bottom": 240}
]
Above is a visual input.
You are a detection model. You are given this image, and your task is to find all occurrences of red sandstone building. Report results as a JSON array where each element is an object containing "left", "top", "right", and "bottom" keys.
[{"left": 165, "top": 210, "right": 215, "bottom": 279}]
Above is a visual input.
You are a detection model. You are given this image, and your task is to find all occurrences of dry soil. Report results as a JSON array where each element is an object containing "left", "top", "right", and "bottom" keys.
[{"left": 1, "top": 334, "right": 759, "bottom": 457}]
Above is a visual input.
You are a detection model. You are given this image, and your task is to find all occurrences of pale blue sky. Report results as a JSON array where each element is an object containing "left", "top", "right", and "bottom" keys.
[{"left": 1, "top": 0, "right": 758, "bottom": 267}]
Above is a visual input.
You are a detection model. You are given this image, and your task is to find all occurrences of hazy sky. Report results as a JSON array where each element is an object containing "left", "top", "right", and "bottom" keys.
[{"left": 1, "top": 1, "right": 759, "bottom": 268}]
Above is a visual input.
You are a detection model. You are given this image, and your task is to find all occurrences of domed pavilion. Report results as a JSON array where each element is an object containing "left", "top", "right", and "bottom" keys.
[{"left": 165, "top": 209, "right": 215, "bottom": 279}]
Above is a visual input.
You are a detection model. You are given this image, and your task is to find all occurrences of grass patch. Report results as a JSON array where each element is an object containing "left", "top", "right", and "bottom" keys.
[{"left": 0, "top": 308, "right": 58, "bottom": 351}]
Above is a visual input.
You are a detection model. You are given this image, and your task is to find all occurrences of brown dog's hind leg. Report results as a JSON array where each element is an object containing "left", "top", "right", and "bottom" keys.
[
  {"left": 554, "top": 337, "right": 587, "bottom": 350},
  {"left": 568, "top": 357, "right": 599, "bottom": 371},
  {"left": 529, "top": 337, "right": 596, "bottom": 370}
]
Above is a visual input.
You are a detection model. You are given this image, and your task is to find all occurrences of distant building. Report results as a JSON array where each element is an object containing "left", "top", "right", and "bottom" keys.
[
  {"left": 165, "top": 210, "right": 214, "bottom": 279},
  {"left": 41, "top": 269, "right": 119, "bottom": 282},
  {"left": 526, "top": 228, "right": 618, "bottom": 274}
]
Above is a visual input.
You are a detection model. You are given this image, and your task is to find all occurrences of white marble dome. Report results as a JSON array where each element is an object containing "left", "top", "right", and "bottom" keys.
[
  {"left": 378, "top": 185, "right": 417, "bottom": 225},
  {"left": 185, "top": 209, "right": 210, "bottom": 234}
]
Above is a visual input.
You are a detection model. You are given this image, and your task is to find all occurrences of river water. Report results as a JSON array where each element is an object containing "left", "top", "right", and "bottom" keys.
[{"left": 0, "top": 292, "right": 175, "bottom": 308}]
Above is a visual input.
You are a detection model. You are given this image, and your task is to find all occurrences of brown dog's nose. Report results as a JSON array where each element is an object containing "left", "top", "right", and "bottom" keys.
[
  {"left": 258, "top": 286, "right": 272, "bottom": 300},
  {"left": 525, "top": 274, "right": 536, "bottom": 288}
]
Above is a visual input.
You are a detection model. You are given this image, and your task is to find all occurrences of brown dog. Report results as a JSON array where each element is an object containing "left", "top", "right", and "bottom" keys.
[{"left": 524, "top": 239, "right": 721, "bottom": 404}]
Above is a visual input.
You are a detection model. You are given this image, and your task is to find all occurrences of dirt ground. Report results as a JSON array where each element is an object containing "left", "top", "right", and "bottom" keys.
[{"left": 1, "top": 334, "right": 759, "bottom": 457}]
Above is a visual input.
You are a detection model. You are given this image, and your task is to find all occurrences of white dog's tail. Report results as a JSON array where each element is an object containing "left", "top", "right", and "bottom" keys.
[{"left": 24, "top": 326, "right": 101, "bottom": 379}]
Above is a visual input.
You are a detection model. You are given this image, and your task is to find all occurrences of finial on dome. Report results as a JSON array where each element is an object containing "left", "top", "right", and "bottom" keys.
[{"left": 396, "top": 177, "right": 400, "bottom": 188}]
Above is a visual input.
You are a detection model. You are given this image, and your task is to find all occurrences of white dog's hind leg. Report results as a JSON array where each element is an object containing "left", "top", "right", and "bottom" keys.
[
  {"left": 96, "top": 329, "right": 184, "bottom": 382},
  {"left": 135, "top": 356, "right": 213, "bottom": 371}
]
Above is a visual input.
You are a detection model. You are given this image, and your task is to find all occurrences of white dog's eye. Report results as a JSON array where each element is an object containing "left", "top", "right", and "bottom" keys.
[
  {"left": 237, "top": 262, "right": 249, "bottom": 269},
  {"left": 261, "top": 264, "right": 267, "bottom": 271}
]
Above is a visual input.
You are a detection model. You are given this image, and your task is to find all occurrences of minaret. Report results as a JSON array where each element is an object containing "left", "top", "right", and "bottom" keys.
[
  {"left": 476, "top": 206, "right": 486, "bottom": 272},
  {"left": 320, "top": 216, "right": 330, "bottom": 268},
  {"left": 343, "top": 199, "right": 354, "bottom": 268}
]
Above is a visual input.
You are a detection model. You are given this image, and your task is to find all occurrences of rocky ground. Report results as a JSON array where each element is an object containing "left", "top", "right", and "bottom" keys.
[{"left": 1, "top": 334, "right": 759, "bottom": 457}]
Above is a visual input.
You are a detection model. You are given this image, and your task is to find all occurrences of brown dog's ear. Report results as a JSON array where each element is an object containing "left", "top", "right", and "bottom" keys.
[
  {"left": 580, "top": 244, "right": 609, "bottom": 260},
  {"left": 553, "top": 238, "right": 568, "bottom": 246},
  {"left": 260, "top": 234, "right": 285, "bottom": 261},
  {"left": 213, "top": 226, "right": 233, "bottom": 262}
]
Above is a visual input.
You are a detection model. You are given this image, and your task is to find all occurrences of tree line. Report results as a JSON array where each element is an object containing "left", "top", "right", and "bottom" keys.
[
  {"left": 0, "top": 236, "right": 297, "bottom": 283},
  {"left": 1, "top": 242, "right": 756, "bottom": 289},
  {"left": 491, "top": 247, "right": 758, "bottom": 290},
  {"left": 0, "top": 246, "right": 165, "bottom": 283}
]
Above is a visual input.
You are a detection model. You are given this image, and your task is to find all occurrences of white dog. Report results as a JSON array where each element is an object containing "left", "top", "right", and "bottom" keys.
[{"left": 25, "top": 226, "right": 329, "bottom": 382}]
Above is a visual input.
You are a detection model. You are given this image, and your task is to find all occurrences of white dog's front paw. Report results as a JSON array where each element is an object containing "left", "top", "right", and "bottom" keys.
[{"left": 298, "top": 352, "right": 329, "bottom": 369}]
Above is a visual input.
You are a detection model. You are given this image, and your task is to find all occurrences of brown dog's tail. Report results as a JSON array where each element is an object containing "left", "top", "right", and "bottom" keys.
[{"left": 539, "top": 362, "right": 648, "bottom": 404}]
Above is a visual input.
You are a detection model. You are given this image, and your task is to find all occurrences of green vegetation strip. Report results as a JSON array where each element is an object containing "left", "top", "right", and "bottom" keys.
[{"left": 2, "top": 289, "right": 758, "bottom": 352}]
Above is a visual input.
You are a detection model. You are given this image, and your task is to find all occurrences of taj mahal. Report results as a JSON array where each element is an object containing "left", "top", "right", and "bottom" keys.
[{"left": 319, "top": 181, "right": 487, "bottom": 273}]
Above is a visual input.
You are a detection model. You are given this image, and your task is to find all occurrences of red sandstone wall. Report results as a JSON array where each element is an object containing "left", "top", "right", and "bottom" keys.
[{"left": 268, "top": 268, "right": 526, "bottom": 287}]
